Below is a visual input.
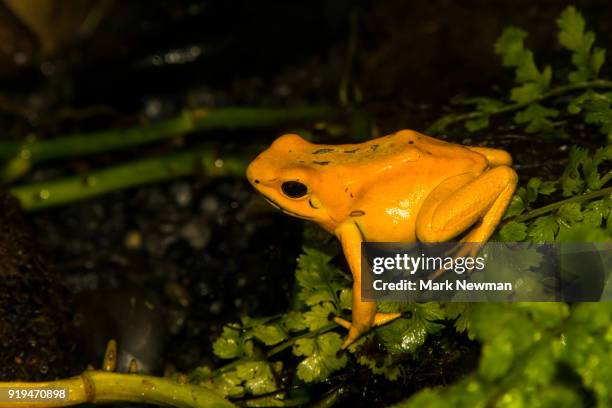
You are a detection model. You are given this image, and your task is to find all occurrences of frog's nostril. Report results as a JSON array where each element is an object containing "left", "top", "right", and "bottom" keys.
[{"left": 254, "top": 179, "right": 260, "bottom": 184}]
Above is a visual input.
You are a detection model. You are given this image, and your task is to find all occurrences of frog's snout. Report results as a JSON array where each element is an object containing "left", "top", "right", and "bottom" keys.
[
  {"left": 245, "top": 162, "right": 257, "bottom": 186},
  {"left": 246, "top": 158, "right": 277, "bottom": 188}
]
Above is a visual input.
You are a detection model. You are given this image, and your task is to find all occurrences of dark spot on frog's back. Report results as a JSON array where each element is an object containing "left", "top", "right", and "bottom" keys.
[
  {"left": 350, "top": 210, "right": 366, "bottom": 217},
  {"left": 371, "top": 144, "right": 379, "bottom": 152},
  {"left": 312, "top": 148, "right": 334, "bottom": 154},
  {"left": 344, "top": 148, "right": 359, "bottom": 154},
  {"left": 312, "top": 161, "right": 330, "bottom": 165}
]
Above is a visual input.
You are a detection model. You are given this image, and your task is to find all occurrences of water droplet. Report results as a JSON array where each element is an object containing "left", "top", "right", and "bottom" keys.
[
  {"left": 39, "top": 190, "right": 50, "bottom": 200},
  {"left": 214, "top": 159, "right": 224, "bottom": 168}
]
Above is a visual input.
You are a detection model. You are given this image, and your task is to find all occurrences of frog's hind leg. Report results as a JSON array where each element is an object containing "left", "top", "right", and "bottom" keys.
[
  {"left": 466, "top": 146, "right": 512, "bottom": 167},
  {"left": 416, "top": 165, "right": 518, "bottom": 245},
  {"left": 334, "top": 313, "right": 400, "bottom": 330},
  {"left": 334, "top": 311, "right": 400, "bottom": 348}
]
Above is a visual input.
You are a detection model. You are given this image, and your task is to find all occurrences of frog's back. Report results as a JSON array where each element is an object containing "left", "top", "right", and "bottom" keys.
[{"left": 318, "top": 130, "right": 488, "bottom": 170}]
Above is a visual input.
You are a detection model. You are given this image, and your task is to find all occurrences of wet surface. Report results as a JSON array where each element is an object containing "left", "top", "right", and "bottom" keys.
[
  {"left": 0, "top": 193, "right": 74, "bottom": 380},
  {"left": 30, "top": 179, "right": 302, "bottom": 373}
]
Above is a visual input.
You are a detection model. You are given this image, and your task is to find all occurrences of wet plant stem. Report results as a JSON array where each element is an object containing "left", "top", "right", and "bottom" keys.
[
  {"left": 510, "top": 186, "right": 612, "bottom": 223},
  {"left": 0, "top": 371, "right": 235, "bottom": 407},
  {"left": 428, "top": 79, "right": 612, "bottom": 132},
  {"left": 0, "top": 106, "right": 336, "bottom": 164},
  {"left": 266, "top": 323, "right": 338, "bottom": 358},
  {"left": 9, "top": 146, "right": 249, "bottom": 211}
]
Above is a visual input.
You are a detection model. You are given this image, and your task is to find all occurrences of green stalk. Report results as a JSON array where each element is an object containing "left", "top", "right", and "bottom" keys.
[
  {"left": 265, "top": 323, "right": 338, "bottom": 358},
  {"left": 9, "top": 147, "right": 248, "bottom": 211},
  {"left": 428, "top": 79, "right": 612, "bottom": 133},
  {"left": 0, "top": 106, "right": 336, "bottom": 164},
  {"left": 510, "top": 186, "right": 612, "bottom": 223},
  {"left": 0, "top": 371, "right": 235, "bottom": 407}
]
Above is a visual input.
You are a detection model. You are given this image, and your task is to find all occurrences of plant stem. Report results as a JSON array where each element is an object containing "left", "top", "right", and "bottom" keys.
[
  {"left": 511, "top": 186, "right": 612, "bottom": 223},
  {"left": 9, "top": 146, "right": 249, "bottom": 211},
  {"left": 428, "top": 79, "right": 612, "bottom": 132},
  {"left": 0, "top": 106, "right": 336, "bottom": 164},
  {"left": 0, "top": 371, "right": 235, "bottom": 407},
  {"left": 266, "top": 323, "right": 338, "bottom": 358}
]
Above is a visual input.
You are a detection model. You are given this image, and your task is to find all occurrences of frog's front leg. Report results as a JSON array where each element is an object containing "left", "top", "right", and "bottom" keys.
[
  {"left": 416, "top": 165, "right": 518, "bottom": 246},
  {"left": 334, "top": 222, "right": 401, "bottom": 349}
]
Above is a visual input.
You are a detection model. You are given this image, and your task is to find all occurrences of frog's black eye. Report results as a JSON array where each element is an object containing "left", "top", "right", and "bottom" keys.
[{"left": 281, "top": 181, "right": 308, "bottom": 199}]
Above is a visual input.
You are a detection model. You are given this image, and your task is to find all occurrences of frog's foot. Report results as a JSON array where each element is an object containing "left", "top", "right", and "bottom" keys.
[{"left": 334, "top": 313, "right": 401, "bottom": 348}]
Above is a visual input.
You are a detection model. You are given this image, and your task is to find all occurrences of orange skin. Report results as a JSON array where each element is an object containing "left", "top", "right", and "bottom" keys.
[{"left": 246, "top": 130, "right": 517, "bottom": 348}]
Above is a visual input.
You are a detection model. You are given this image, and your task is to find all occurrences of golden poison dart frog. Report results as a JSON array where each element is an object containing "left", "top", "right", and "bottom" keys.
[{"left": 246, "top": 130, "right": 517, "bottom": 347}]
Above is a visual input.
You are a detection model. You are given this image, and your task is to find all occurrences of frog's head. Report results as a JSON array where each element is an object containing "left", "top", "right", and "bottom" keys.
[{"left": 247, "top": 134, "right": 337, "bottom": 228}]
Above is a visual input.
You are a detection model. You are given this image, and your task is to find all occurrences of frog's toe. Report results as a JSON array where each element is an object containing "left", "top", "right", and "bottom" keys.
[
  {"left": 333, "top": 316, "right": 351, "bottom": 329},
  {"left": 372, "top": 312, "right": 402, "bottom": 327},
  {"left": 341, "top": 325, "right": 366, "bottom": 349}
]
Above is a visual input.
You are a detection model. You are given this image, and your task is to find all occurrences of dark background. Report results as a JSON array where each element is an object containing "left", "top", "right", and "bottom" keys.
[{"left": 0, "top": 0, "right": 609, "bottom": 405}]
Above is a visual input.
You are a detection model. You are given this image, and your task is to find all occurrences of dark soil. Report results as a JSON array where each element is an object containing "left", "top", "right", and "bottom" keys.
[{"left": 0, "top": 192, "right": 74, "bottom": 380}]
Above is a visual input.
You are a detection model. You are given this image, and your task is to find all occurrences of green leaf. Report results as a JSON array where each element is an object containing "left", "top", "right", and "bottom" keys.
[
  {"left": 558, "top": 202, "right": 584, "bottom": 224},
  {"left": 252, "top": 324, "right": 287, "bottom": 346},
  {"left": 213, "top": 325, "right": 243, "bottom": 359},
  {"left": 339, "top": 288, "right": 352, "bottom": 310},
  {"left": 591, "top": 47, "right": 606, "bottom": 75},
  {"left": 557, "top": 6, "right": 588, "bottom": 51},
  {"left": 557, "top": 6, "right": 606, "bottom": 82},
  {"left": 465, "top": 116, "right": 489, "bottom": 132},
  {"left": 295, "top": 247, "right": 345, "bottom": 306},
  {"left": 293, "top": 332, "right": 347, "bottom": 382},
  {"left": 539, "top": 180, "right": 557, "bottom": 195},
  {"left": 445, "top": 303, "right": 474, "bottom": 337},
  {"left": 504, "top": 194, "right": 526, "bottom": 218},
  {"left": 583, "top": 199, "right": 611, "bottom": 227},
  {"left": 495, "top": 27, "right": 529, "bottom": 67},
  {"left": 509, "top": 82, "right": 544, "bottom": 104},
  {"left": 479, "top": 336, "right": 514, "bottom": 380},
  {"left": 578, "top": 92, "right": 612, "bottom": 135},
  {"left": 495, "top": 27, "right": 551, "bottom": 103},
  {"left": 427, "top": 114, "right": 458, "bottom": 134},
  {"left": 525, "top": 178, "right": 543, "bottom": 204},
  {"left": 378, "top": 304, "right": 445, "bottom": 355},
  {"left": 556, "top": 224, "right": 612, "bottom": 242},
  {"left": 456, "top": 97, "right": 505, "bottom": 113},
  {"left": 499, "top": 221, "right": 527, "bottom": 241},
  {"left": 303, "top": 302, "right": 336, "bottom": 331},
  {"left": 282, "top": 311, "right": 307, "bottom": 332},
  {"left": 561, "top": 146, "right": 589, "bottom": 196},
  {"left": 234, "top": 361, "right": 279, "bottom": 395},
  {"left": 514, "top": 103, "right": 559, "bottom": 133},
  {"left": 528, "top": 215, "right": 559, "bottom": 242},
  {"left": 200, "top": 361, "right": 281, "bottom": 399}
]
